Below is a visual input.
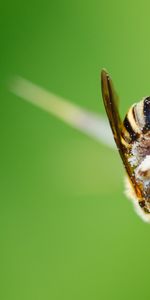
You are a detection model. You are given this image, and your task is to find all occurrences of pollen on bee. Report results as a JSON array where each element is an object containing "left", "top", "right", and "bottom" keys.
[
  {"left": 135, "top": 155, "right": 150, "bottom": 181},
  {"left": 128, "top": 141, "right": 140, "bottom": 167},
  {"left": 128, "top": 137, "right": 150, "bottom": 186}
]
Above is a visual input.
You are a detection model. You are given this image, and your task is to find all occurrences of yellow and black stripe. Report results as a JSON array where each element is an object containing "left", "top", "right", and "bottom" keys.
[
  {"left": 122, "top": 96, "right": 150, "bottom": 143},
  {"left": 122, "top": 104, "right": 141, "bottom": 144}
]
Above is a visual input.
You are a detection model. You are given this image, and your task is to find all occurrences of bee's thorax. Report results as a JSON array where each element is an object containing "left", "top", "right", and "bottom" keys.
[
  {"left": 129, "top": 136, "right": 150, "bottom": 208},
  {"left": 135, "top": 155, "right": 150, "bottom": 180}
]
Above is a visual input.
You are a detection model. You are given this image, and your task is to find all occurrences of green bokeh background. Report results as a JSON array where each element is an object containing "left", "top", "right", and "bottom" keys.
[{"left": 1, "top": 1, "right": 150, "bottom": 299}]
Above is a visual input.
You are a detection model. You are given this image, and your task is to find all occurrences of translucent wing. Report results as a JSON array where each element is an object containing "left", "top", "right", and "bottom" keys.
[
  {"left": 101, "top": 69, "right": 122, "bottom": 150},
  {"left": 101, "top": 69, "right": 142, "bottom": 199}
]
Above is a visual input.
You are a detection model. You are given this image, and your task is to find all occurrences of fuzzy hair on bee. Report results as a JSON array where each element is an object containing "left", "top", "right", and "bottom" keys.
[{"left": 101, "top": 70, "right": 150, "bottom": 222}]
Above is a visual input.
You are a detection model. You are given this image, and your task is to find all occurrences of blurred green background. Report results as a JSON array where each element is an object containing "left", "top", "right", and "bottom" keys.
[{"left": 1, "top": 1, "right": 150, "bottom": 299}]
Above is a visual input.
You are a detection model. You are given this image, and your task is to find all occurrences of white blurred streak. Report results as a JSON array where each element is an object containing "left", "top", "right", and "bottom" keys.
[{"left": 9, "top": 76, "right": 115, "bottom": 149}]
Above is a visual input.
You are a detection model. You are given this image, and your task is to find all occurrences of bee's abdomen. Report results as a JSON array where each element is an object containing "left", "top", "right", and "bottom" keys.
[
  {"left": 132, "top": 96, "right": 150, "bottom": 134},
  {"left": 122, "top": 105, "right": 140, "bottom": 144},
  {"left": 123, "top": 115, "right": 139, "bottom": 142},
  {"left": 122, "top": 97, "right": 150, "bottom": 144},
  {"left": 143, "top": 97, "right": 150, "bottom": 132}
]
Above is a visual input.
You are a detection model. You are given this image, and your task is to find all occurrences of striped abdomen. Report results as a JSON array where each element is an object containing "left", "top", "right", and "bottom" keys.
[{"left": 121, "top": 97, "right": 150, "bottom": 145}]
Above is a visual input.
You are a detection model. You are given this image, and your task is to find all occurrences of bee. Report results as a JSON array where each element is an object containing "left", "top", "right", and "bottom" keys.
[{"left": 101, "top": 69, "right": 150, "bottom": 222}]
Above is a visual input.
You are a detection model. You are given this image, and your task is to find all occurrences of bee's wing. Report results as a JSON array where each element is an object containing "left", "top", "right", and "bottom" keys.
[
  {"left": 101, "top": 69, "right": 122, "bottom": 150},
  {"left": 101, "top": 69, "right": 142, "bottom": 199}
]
